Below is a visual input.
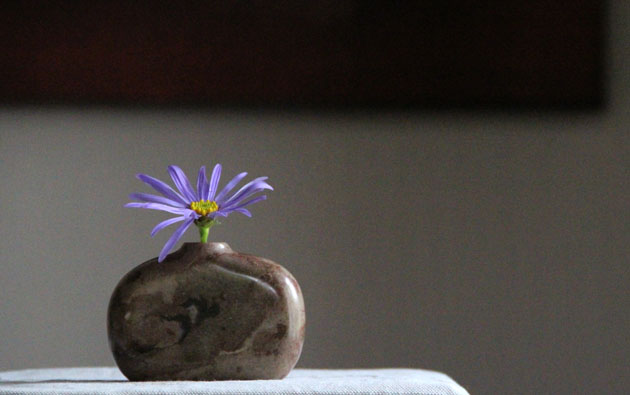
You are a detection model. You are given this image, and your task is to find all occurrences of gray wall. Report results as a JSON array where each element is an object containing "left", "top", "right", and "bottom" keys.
[{"left": 1, "top": 3, "right": 628, "bottom": 394}]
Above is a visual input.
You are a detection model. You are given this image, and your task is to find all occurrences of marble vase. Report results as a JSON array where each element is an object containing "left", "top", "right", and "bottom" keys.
[{"left": 107, "top": 242, "right": 305, "bottom": 381}]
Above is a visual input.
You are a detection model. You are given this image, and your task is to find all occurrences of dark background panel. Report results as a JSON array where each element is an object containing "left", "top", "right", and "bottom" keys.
[{"left": 0, "top": 1, "right": 604, "bottom": 107}]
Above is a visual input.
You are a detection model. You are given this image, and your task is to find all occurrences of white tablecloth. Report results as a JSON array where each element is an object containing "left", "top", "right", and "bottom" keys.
[{"left": 0, "top": 367, "right": 468, "bottom": 395}]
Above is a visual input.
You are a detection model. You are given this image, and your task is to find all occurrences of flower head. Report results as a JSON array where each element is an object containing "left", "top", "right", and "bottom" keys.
[{"left": 125, "top": 164, "right": 272, "bottom": 262}]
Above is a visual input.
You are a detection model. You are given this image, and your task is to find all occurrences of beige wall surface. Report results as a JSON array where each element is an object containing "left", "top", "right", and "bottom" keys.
[{"left": 1, "top": 3, "right": 628, "bottom": 394}]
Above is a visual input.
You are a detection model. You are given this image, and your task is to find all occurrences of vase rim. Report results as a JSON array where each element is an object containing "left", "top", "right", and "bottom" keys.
[
  {"left": 180, "top": 241, "right": 232, "bottom": 253},
  {"left": 182, "top": 242, "right": 228, "bottom": 245}
]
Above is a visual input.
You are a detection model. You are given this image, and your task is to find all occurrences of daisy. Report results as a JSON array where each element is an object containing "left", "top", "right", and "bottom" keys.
[{"left": 125, "top": 164, "right": 272, "bottom": 262}]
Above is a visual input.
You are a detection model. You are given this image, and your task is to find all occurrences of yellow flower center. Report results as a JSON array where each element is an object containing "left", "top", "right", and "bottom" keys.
[{"left": 190, "top": 199, "right": 218, "bottom": 216}]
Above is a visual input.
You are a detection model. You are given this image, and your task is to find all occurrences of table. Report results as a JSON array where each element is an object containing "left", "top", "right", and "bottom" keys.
[{"left": 0, "top": 367, "right": 469, "bottom": 394}]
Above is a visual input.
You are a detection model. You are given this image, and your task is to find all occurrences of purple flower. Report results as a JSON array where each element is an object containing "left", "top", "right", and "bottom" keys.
[{"left": 126, "top": 164, "right": 272, "bottom": 262}]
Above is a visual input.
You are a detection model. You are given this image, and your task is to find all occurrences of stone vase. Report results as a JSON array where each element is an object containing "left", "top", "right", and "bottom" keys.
[{"left": 107, "top": 242, "right": 305, "bottom": 381}]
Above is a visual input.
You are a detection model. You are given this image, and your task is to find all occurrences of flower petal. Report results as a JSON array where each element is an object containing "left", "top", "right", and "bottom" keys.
[
  {"left": 221, "top": 178, "right": 272, "bottom": 209},
  {"left": 233, "top": 208, "right": 252, "bottom": 217},
  {"left": 224, "top": 195, "right": 267, "bottom": 212},
  {"left": 214, "top": 172, "right": 247, "bottom": 203},
  {"left": 197, "top": 166, "right": 208, "bottom": 201},
  {"left": 151, "top": 216, "right": 186, "bottom": 237},
  {"left": 168, "top": 165, "right": 197, "bottom": 203},
  {"left": 124, "top": 202, "right": 191, "bottom": 215},
  {"left": 158, "top": 215, "right": 195, "bottom": 262},
  {"left": 207, "top": 164, "right": 222, "bottom": 201},
  {"left": 137, "top": 174, "right": 189, "bottom": 206},
  {"left": 215, "top": 195, "right": 266, "bottom": 218},
  {"left": 210, "top": 210, "right": 229, "bottom": 218},
  {"left": 129, "top": 193, "right": 187, "bottom": 208}
]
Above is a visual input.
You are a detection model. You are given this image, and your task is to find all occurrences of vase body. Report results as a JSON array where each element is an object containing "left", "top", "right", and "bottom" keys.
[{"left": 107, "top": 242, "right": 305, "bottom": 381}]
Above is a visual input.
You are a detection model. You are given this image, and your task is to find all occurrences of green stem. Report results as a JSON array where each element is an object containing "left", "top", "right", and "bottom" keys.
[
  {"left": 194, "top": 218, "right": 217, "bottom": 243},
  {"left": 198, "top": 225, "right": 210, "bottom": 243}
]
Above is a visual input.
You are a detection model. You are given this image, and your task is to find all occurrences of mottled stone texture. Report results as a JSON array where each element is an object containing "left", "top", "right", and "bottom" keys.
[{"left": 107, "top": 243, "right": 305, "bottom": 381}]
